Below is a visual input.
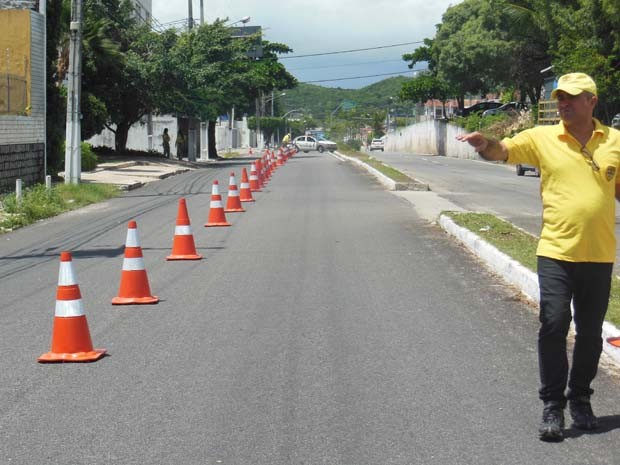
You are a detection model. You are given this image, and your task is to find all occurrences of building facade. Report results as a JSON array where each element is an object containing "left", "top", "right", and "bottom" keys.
[{"left": 0, "top": 5, "right": 46, "bottom": 193}]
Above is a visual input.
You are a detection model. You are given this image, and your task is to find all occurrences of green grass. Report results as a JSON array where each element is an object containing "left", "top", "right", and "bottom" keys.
[
  {"left": 443, "top": 211, "right": 620, "bottom": 327},
  {"left": 0, "top": 183, "right": 120, "bottom": 233},
  {"left": 336, "top": 145, "right": 412, "bottom": 182}
]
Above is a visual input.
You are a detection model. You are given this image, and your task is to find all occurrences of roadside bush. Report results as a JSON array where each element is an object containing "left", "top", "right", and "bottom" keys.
[
  {"left": 344, "top": 139, "right": 362, "bottom": 151},
  {"left": 453, "top": 111, "right": 533, "bottom": 139},
  {"left": 81, "top": 142, "right": 98, "bottom": 171},
  {"left": 60, "top": 141, "right": 98, "bottom": 171},
  {"left": 2, "top": 184, "right": 65, "bottom": 224},
  {"left": 0, "top": 182, "right": 119, "bottom": 233}
]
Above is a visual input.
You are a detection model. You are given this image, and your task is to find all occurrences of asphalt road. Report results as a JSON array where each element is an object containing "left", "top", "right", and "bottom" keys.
[
  {"left": 370, "top": 150, "right": 620, "bottom": 269},
  {"left": 1, "top": 152, "right": 620, "bottom": 464}
]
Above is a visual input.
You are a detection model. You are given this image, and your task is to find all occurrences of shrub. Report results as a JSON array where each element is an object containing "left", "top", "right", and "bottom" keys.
[
  {"left": 2, "top": 184, "right": 65, "bottom": 222},
  {"left": 60, "top": 141, "right": 99, "bottom": 171},
  {"left": 345, "top": 139, "right": 362, "bottom": 151},
  {"left": 81, "top": 142, "right": 98, "bottom": 171}
]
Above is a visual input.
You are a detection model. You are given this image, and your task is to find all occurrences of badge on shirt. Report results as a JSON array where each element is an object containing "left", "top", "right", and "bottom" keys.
[{"left": 606, "top": 166, "right": 616, "bottom": 181}]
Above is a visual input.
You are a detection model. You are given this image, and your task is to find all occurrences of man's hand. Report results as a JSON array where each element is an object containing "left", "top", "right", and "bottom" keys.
[
  {"left": 456, "top": 131, "right": 508, "bottom": 161},
  {"left": 456, "top": 132, "right": 489, "bottom": 153}
]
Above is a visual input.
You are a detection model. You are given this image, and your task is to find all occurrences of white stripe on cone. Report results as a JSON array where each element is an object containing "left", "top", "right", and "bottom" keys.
[
  {"left": 125, "top": 228, "right": 140, "bottom": 247},
  {"left": 210, "top": 200, "right": 223, "bottom": 208},
  {"left": 55, "top": 299, "right": 85, "bottom": 317},
  {"left": 121, "top": 257, "right": 146, "bottom": 271},
  {"left": 174, "top": 225, "right": 192, "bottom": 235},
  {"left": 58, "top": 262, "right": 78, "bottom": 286}
]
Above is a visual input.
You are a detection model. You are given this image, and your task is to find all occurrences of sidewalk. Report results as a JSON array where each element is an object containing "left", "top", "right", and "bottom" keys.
[
  {"left": 76, "top": 157, "right": 199, "bottom": 190},
  {"left": 333, "top": 151, "right": 620, "bottom": 368}
]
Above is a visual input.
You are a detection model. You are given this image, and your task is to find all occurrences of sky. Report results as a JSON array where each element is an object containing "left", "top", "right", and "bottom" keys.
[{"left": 150, "top": 0, "right": 460, "bottom": 90}]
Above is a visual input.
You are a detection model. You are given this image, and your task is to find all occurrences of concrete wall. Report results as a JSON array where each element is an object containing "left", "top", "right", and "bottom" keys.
[
  {"left": 384, "top": 119, "right": 482, "bottom": 160},
  {"left": 0, "top": 9, "right": 45, "bottom": 193},
  {"left": 89, "top": 115, "right": 252, "bottom": 160}
]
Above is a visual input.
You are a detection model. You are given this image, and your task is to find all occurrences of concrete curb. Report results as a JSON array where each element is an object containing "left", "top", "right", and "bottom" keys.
[
  {"left": 333, "top": 152, "right": 429, "bottom": 191},
  {"left": 438, "top": 213, "right": 620, "bottom": 367}
]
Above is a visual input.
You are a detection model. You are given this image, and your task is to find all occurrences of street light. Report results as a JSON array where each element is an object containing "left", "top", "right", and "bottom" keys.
[
  {"left": 281, "top": 108, "right": 304, "bottom": 139},
  {"left": 263, "top": 91, "right": 286, "bottom": 116},
  {"left": 227, "top": 16, "right": 251, "bottom": 26},
  {"left": 257, "top": 91, "right": 286, "bottom": 146}
]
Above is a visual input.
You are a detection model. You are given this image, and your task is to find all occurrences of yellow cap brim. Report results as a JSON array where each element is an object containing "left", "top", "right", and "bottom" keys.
[{"left": 551, "top": 86, "right": 584, "bottom": 99}]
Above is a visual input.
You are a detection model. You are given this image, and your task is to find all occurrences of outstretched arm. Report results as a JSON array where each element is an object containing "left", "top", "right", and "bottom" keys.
[{"left": 456, "top": 131, "right": 509, "bottom": 162}]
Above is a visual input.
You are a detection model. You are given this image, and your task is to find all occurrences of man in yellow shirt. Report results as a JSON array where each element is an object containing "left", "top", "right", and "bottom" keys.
[
  {"left": 458, "top": 73, "right": 620, "bottom": 441},
  {"left": 282, "top": 132, "right": 291, "bottom": 147}
]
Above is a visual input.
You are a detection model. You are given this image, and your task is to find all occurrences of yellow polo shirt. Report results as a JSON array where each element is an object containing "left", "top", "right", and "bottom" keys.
[{"left": 504, "top": 119, "right": 620, "bottom": 262}]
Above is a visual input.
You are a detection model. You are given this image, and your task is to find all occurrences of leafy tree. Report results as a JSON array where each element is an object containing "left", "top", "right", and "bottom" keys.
[
  {"left": 45, "top": 1, "right": 70, "bottom": 173},
  {"left": 164, "top": 23, "right": 297, "bottom": 157},
  {"left": 552, "top": 0, "right": 620, "bottom": 120},
  {"left": 79, "top": 0, "right": 160, "bottom": 153},
  {"left": 399, "top": 72, "right": 453, "bottom": 116}
]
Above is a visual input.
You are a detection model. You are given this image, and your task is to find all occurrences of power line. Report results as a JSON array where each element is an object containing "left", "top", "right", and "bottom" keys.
[
  {"left": 279, "top": 41, "right": 424, "bottom": 59},
  {"left": 301, "top": 68, "right": 426, "bottom": 84},
  {"left": 288, "top": 58, "right": 405, "bottom": 72}
]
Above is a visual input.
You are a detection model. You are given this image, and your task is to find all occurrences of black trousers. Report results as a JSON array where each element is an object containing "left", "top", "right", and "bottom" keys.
[{"left": 537, "top": 257, "right": 612, "bottom": 404}]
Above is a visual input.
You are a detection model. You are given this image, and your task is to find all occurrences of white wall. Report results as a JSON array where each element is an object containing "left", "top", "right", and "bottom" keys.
[
  {"left": 89, "top": 115, "right": 251, "bottom": 159},
  {"left": 385, "top": 120, "right": 482, "bottom": 160}
]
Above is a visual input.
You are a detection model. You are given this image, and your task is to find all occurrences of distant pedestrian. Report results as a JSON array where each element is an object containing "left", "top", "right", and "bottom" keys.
[
  {"left": 162, "top": 128, "right": 171, "bottom": 158},
  {"left": 175, "top": 131, "right": 185, "bottom": 160},
  {"left": 457, "top": 73, "right": 620, "bottom": 442}
]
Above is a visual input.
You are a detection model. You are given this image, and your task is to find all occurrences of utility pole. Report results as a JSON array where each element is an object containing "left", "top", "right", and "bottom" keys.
[
  {"left": 64, "top": 0, "right": 82, "bottom": 184},
  {"left": 200, "top": 0, "right": 204, "bottom": 25},
  {"left": 40, "top": 0, "right": 47, "bottom": 177}
]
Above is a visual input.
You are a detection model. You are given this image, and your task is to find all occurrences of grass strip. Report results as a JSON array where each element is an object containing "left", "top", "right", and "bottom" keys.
[
  {"left": 443, "top": 211, "right": 620, "bottom": 327},
  {"left": 336, "top": 146, "right": 412, "bottom": 183},
  {"left": 0, "top": 183, "right": 120, "bottom": 233}
]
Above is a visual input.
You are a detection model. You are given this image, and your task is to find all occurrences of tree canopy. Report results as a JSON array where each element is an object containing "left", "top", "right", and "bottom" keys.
[
  {"left": 47, "top": 0, "right": 297, "bottom": 161},
  {"left": 400, "top": 0, "right": 620, "bottom": 120}
]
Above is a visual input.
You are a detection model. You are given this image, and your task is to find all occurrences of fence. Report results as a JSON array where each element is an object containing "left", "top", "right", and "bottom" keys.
[{"left": 538, "top": 100, "right": 559, "bottom": 125}]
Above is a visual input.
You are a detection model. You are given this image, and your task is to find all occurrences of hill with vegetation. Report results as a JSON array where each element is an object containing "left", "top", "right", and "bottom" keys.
[{"left": 279, "top": 76, "right": 414, "bottom": 120}]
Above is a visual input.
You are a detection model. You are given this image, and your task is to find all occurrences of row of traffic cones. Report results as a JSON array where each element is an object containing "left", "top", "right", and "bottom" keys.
[{"left": 38, "top": 147, "right": 297, "bottom": 363}]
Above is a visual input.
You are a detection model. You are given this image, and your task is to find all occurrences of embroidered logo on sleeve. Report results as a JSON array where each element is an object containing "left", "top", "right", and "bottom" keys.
[{"left": 606, "top": 166, "right": 616, "bottom": 181}]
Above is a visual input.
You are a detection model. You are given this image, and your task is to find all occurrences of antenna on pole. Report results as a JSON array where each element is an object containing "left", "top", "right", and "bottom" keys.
[{"left": 188, "top": 0, "right": 193, "bottom": 30}]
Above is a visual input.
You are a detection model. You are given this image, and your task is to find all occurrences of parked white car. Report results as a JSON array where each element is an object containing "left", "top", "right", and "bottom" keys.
[
  {"left": 293, "top": 135, "right": 337, "bottom": 153},
  {"left": 369, "top": 139, "right": 385, "bottom": 151}
]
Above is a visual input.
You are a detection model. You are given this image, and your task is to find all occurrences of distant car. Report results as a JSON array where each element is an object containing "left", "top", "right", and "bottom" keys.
[
  {"left": 369, "top": 139, "right": 384, "bottom": 151},
  {"left": 611, "top": 113, "right": 620, "bottom": 129},
  {"left": 293, "top": 135, "right": 337, "bottom": 153},
  {"left": 455, "top": 101, "right": 502, "bottom": 117},
  {"left": 482, "top": 101, "right": 527, "bottom": 117},
  {"left": 516, "top": 164, "right": 540, "bottom": 177}
]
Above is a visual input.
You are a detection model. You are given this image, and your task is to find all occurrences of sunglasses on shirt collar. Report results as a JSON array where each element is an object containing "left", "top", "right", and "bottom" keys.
[{"left": 580, "top": 146, "right": 600, "bottom": 171}]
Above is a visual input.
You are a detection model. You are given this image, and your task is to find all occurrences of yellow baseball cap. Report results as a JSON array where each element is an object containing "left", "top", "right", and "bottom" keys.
[{"left": 551, "top": 73, "right": 597, "bottom": 98}]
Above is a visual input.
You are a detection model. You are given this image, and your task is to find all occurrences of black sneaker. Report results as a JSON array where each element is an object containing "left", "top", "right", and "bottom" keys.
[
  {"left": 539, "top": 401, "right": 565, "bottom": 441},
  {"left": 569, "top": 397, "right": 598, "bottom": 430}
]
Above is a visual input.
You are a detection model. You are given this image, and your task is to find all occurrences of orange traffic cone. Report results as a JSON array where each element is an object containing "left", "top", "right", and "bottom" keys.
[
  {"left": 239, "top": 167, "right": 255, "bottom": 202},
  {"left": 167, "top": 198, "right": 202, "bottom": 260},
  {"left": 607, "top": 337, "right": 620, "bottom": 348},
  {"left": 224, "top": 172, "right": 245, "bottom": 213},
  {"left": 249, "top": 162, "right": 261, "bottom": 192},
  {"left": 38, "top": 252, "right": 106, "bottom": 362},
  {"left": 205, "top": 180, "right": 231, "bottom": 227},
  {"left": 112, "top": 220, "right": 159, "bottom": 305}
]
